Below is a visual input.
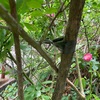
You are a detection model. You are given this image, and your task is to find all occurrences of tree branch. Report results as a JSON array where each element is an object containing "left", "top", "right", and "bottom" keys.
[
  {"left": 0, "top": 3, "right": 58, "bottom": 73},
  {"left": 9, "top": 0, "right": 24, "bottom": 99},
  {"left": 82, "top": 19, "right": 90, "bottom": 52},
  {"left": 40, "top": 0, "right": 68, "bottom": 43},
  {"left": 52, "top": 0, "right": 85, "bottom": 99},
  {"left": 66, "top": 78, "right": 85, "bottom": 99},
  {"left": 0, "top": 25, "right": 10, "bottom": 30}
]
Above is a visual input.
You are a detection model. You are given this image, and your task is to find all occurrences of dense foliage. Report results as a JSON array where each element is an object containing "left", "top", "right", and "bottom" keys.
[{"left": 0, "top": 0, "right": 100, "bottom": 100}]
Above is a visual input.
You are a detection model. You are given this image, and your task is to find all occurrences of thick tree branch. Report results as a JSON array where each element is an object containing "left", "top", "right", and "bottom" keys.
[
  {"left": 0, "top": 4, "right": 58, "bottom": 73},
  {"left": 9, "top": 0, "right": 24, "bottom": 100},
  {"left": 64, "top": 0, "right": 85, "bottom": 41},
  {"left": 52, "top": 0, "right": 85, "bottom": 100}
]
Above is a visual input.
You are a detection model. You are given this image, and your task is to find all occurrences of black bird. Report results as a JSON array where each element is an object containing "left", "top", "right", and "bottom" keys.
[{"left": 43, "top": 37, "right": 65, "bottom": 51}]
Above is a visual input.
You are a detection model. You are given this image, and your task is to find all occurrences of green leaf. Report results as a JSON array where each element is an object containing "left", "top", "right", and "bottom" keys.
[
  {"left": 0, "top": 0, "right": 10, "bottom": 10},
  {"left": 92, "top": 94, "right": 100, "bottom": 100},
  {"left": 26, "top": 0, "right": 43, "bottom": 9},
  {"left": 41, "top": 95, "right": 51, "bottom": 100},
  {"left": 0, "top": 29, "right": 6, "bottom": 45},
  {"left": 36, "top": 82, "right": 42, "bottom": 90},
  {"left": 16, "top": 0, "right": 24, "bottom": 11},
  {"left": 42, "top": 87, "right": 51, "bottom": 93},
  {"left": 0, "top": 49, "right": 7, "bottom": 61},
  {"left": 25, "top": 85, "right": 35, "bottom": 92},
  {"left": 31, "top": 10, "right": 44, "bottom": 17},
  {"left": 92, "top": 65, "right": 98, "bottom": 71},
  {"left": 71, "top": 63, "right": 76, "bottom": 68},
  {"left": 42, "top": 81, "right": 52, "bottom": 85},
  {"left": 36, "top": 90, "right": 41, "bottom": 97},
  {"left": 74, "top": 78, "right": 78, "bottom": 87},
  {"left": 45, "top": 8, "right": 57, "bottom": 14},
  {"left": 20, "top": 44, "right": 27, "bottom": 50},
  {"left": 62, "top": 96, "right": 68, "bottom": 100},
  {"left": 17, "top": 0, "right": 29, "bottom": 14},
  {"left": 5, "top": 37, "right": 13, "bottom": 50},
  {"left": 24, "top": 23, "right": 34, "bottom": 31},
  {"left": 74, "top": 78, "right": 86, "bottom": 89},
  {"left": 0, "top": 70, "right": 2, "bottom": 74},
  {"left": 82, "top": 78, "right": 86, "bottom": 89},
  {"left": 85, "top": 90, "right": 90, "bottom": 94},
  {"left": 91, "top": 59, "right": 99, "bottom": 71},
  {"left": 25, "top": 95, "right": 34, "bottom": 100}
]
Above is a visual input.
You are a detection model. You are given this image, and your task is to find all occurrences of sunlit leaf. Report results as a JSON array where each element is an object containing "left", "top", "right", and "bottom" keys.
[{"left": 44, "top": 8, "right": 57, "bottom": 14}]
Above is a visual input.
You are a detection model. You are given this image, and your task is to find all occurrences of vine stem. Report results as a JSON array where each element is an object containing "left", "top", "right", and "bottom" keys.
[
  {"left": 89, "top": 63, "right": 93, "bottom": 99},
  {"left": 75, "top": 52, "right": 85, "bottom": 99}
]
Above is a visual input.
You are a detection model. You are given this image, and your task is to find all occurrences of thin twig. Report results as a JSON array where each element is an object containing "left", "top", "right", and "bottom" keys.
[
  {"left": 66, "top": 78, "right": 85, "bottom": 99},
  {"left": 40, "top": 0, "right": 68, "bottom": 43},
  {"left": 82, "top": 19, "right": 90, "bottom": 52},
  {"left": 0, "top": 25, "right": 10, "bottom": 30}
]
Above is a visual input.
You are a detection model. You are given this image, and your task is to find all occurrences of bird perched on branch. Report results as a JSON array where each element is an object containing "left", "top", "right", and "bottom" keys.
[
  {"left": 43, "top": 36, "right": 65, "bottom": 51},
  {"left": 43, "top": 36, "right": 76, "bottom": 54}
]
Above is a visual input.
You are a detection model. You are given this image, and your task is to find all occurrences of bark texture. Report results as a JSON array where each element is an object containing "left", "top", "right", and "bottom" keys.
[
  {"left": 52, "top": 0, "right": 85, "bottom": 100},
  {"left": 9, "top": 0, "right": 24, "bottom": 100}
]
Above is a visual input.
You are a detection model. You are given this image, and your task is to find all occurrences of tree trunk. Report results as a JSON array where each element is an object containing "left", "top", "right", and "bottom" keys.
[{"left": 52, "top": 0, "right": 85, "bottom": 100}]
